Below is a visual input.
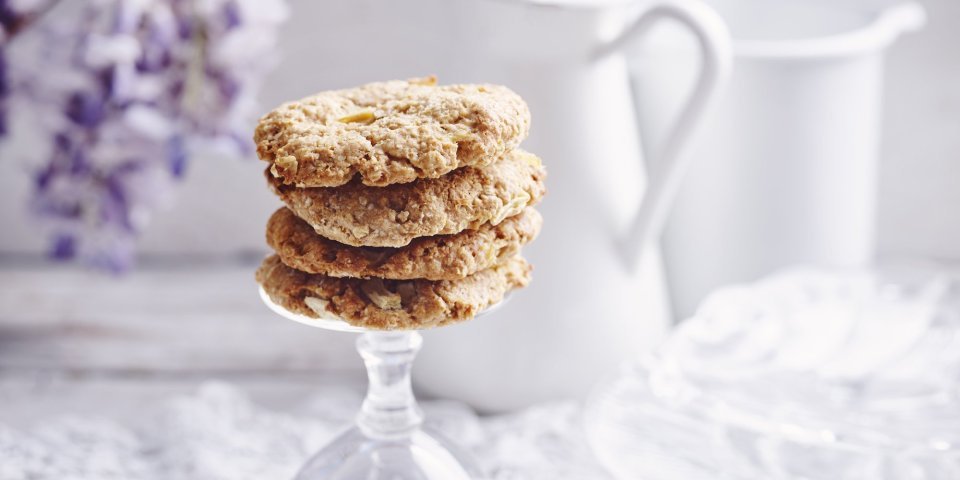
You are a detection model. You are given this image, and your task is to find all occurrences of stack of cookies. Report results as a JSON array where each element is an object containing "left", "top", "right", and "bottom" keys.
[{"left": 253, "top": 77, "right": 546, "bottom": 330}]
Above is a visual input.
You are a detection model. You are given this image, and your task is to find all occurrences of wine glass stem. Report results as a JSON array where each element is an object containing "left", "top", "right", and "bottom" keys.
[{"left": 356, "top": 330, "right": 424, "bottom": 439}]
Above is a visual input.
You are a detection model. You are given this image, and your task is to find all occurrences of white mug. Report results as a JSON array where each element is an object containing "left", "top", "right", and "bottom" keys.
[
  {"left": 416, "top": 0, "right": 731, "bottom": 412},
  {"left": 629, "top": 0, "right": 926, "bottom": 318}
]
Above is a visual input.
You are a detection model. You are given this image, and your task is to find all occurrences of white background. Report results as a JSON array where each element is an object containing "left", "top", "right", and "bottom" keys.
[{"left": 0, "top": 0, "right": 956, "bottom": 263}]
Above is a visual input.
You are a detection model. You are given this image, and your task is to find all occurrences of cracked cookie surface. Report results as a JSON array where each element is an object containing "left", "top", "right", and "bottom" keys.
[
  {"left": 268, "top": 149, "right": 546, "bottom": 247},
  {"left": 254, "top": 77, "right": 530, "bottom": 188},
  {"left": 267, "top": 207, "right": 542, "bottom": 281},
  {"left": 256, "top": 254, "right": 531, "bottom": 330}
]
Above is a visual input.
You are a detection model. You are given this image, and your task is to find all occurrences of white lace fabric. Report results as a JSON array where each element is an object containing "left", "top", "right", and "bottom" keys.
[{"left": 0, "top": 382, "right": 611, "bottom": 480}]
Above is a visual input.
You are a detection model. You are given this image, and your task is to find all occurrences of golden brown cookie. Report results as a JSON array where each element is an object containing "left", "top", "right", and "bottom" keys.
[
  {"left": 267, "top": 207, "right": 542, "bottom": 281},
  {"left": 268, "top": 149, "right": 546, "bottom": 248},
  {"left": 255, "top": 77, "right": 530, "bottom": 188},
  {"left": 256, "top": 254, "right": 531, "bottom": 330}
]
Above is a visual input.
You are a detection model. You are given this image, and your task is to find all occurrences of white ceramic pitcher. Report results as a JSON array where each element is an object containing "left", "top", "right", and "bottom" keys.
[{"left": 416, "top": 0, "right": 731, "bottom": 412}]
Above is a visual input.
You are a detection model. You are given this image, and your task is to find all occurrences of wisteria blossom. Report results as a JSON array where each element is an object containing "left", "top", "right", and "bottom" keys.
[{"left": 0, "top": 0, "right": 288, "bottom": 271}]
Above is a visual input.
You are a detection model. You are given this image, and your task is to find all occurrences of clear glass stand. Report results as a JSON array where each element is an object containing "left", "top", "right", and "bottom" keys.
[{"left": 259, "top": 288, "right": 486, "bottom": 479}]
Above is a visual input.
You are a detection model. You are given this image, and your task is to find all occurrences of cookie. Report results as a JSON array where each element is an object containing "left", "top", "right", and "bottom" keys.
[
  {"left": 254, "top": 76, "right": 530, "bottom": 188},
  {"left": 268, "top": 149, "right": 546, "bottom": 247},
  {"left": 267, "top": 207, "right": 542, "bottom": 281},
  {"left": 256, "top": 254, "right": 531, "bottom": 330}
]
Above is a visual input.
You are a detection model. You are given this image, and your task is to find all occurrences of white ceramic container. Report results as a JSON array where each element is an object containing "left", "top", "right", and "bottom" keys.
[
  {"left": 631, "top": 0, "right": 926, "bottom": 317},
  {"left": 416, "top": 0, "right": 731, "bottom": 412}
]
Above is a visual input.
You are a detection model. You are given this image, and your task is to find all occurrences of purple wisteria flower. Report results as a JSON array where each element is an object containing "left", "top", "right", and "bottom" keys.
[
  {"left": 1, "top": 0, "right": 288, "bottom": 271},
  {"left": 0, "top": 0, "right": 25, "bottom": 134}
]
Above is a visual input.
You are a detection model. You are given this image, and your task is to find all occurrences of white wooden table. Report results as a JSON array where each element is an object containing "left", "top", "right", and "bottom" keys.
[
  {"left": 0, "top": 263, "right": 621, "bottom": 479},
  {"left": 0, "top": 262, "right": 365, "bottom": 428}
]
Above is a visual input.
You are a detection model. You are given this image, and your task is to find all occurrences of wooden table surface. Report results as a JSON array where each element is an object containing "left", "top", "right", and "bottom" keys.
[{"left": 0, "top": 262, "right": 366, "bottom": 428}]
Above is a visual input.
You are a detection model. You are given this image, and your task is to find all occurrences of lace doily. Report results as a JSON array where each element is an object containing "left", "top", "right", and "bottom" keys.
[{"left": 0, "top": 382, "right": 611, "bottom": 480}]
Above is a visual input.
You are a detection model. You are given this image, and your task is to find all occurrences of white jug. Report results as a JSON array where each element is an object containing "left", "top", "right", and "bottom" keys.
[
  {"left": 629, "top": 0, "right": 926, "bottom": 318},
  {"left": 416, "top": 0, "right": 731, "bottom": 412}
]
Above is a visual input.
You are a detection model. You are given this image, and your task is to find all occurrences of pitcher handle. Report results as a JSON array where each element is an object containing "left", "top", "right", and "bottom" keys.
[{"left": 597, "top": 0, "right": 732, "bottom": 270}]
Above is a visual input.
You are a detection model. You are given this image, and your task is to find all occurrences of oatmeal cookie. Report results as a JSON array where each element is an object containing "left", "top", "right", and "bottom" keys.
[
  {"left": 268, "top": 149, "right": 546, "bottom": 247},
  {"left": 256, "top": 254, "right": 531, "bottom": 330},
  {"left": 255, "top": 77, "right": 530, "bottom": 187},
  {"left": 267, "top": 207, "right": 542, "bottom": 280}
]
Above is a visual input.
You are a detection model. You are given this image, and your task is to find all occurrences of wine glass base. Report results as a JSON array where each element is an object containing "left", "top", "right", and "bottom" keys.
[{"left": 295, "top": 425, "right": 483, "bottom": 480}]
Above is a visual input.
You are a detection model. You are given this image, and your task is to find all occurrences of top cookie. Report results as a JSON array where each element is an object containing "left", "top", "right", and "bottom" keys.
[{"left": 254, "top": 77, "right": 531, "bottom": 188}]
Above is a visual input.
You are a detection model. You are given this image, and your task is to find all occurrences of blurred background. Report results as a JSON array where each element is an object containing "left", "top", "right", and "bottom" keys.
[
  {"left": 2, "top": 0, "right": 957, "bottom": 265},
  {"left": 0, "top": 0, "right": 958, "bottom": 477}
]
